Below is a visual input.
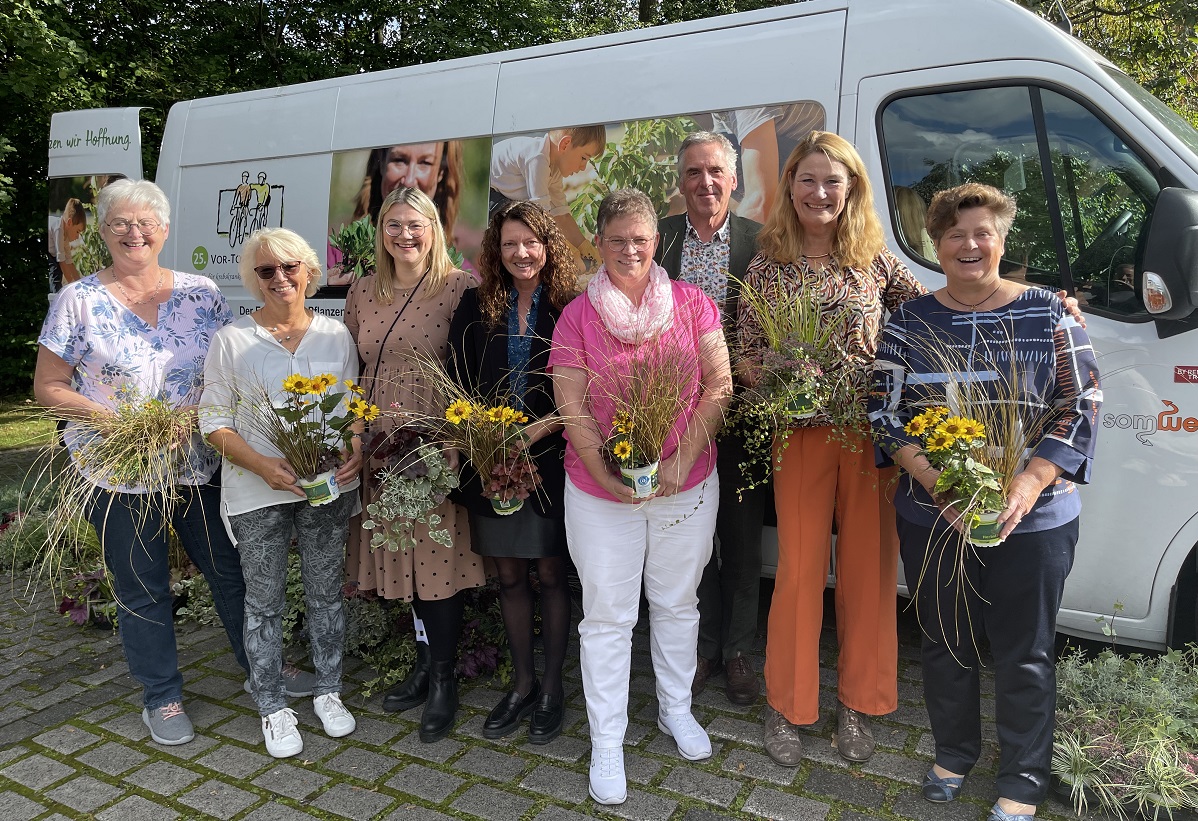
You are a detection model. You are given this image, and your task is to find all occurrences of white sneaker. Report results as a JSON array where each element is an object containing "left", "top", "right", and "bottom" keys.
[
  {"left": 313, "top": 693, "right": 356, "bottom": 738},
  {"left": 588, "top": 744, "right": 627, "bottom": 805},
  {"left": 658, "top": 711, "right": 712, "bottom": 761},
  {"left": 262, "top": 707, "right": 303, "bottom": 758}
]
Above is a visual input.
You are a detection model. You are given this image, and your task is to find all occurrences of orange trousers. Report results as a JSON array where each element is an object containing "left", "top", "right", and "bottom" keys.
[{"left": 764, "top": 427, "right": 899, "bottom": 725}]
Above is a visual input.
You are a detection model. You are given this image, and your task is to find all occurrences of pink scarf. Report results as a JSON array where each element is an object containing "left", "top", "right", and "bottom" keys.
[{"left": 586, "top": 261, "right": 674, "bottom": 344}]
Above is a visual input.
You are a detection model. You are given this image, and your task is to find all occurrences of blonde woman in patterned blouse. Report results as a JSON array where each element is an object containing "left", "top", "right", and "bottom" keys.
[{"left": 738, "top": 131, "right": 926, "bottom": 768}]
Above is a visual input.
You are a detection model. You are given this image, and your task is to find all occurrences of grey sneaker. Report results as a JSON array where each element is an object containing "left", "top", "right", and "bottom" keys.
[
  {"left": 244, "top": 664, "right": 318, "bottom": 698},
  {"left": 142, "top": 702, "right": 194, "bottom": 746}
]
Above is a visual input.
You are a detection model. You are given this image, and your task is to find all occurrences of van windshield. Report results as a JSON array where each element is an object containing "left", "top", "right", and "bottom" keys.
[{"left": 1102, "top": 66, "right": 1198, "bottom": 157}]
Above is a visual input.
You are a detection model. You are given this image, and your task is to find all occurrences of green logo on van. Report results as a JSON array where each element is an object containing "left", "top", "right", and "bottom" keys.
[{"left": 191, "top": 246, "right": 208, "bottom": 271}]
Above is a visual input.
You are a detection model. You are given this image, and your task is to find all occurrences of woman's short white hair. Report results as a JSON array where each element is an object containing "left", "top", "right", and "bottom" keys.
[
  {"left": 96, "top": 179, "right": 171, "bottom": 226},
  {"left": 238, "top": 228, "right": 323, "bottom": 300}
]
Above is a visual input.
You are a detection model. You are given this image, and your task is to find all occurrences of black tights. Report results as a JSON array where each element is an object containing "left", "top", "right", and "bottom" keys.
[
  {"left": 411, "top": 592, "right": 463, "bottom": 665},
  {"left": 493, "top": 555, "right": 569, "bottom": 697}
]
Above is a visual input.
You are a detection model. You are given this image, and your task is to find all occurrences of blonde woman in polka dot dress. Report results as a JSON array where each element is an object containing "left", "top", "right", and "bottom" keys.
[{"left": 344, "top": 186, "right": 483, "bottom": 742}]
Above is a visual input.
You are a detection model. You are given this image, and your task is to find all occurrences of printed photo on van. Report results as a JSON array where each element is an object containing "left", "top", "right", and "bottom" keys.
[{"left": 47, "top": 174, "right": 125, "bottom": 292}]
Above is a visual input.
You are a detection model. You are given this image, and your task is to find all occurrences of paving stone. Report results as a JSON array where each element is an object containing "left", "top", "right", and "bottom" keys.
[
  {"left": 123, "top": 759, "right": 203, "bottom": 795},
  {"left": 0, "top": 719, "right": 40, "bottom": 746},
  {"left": 185, "top": 699, "right": 236, "bottom": 729},
  {"left": 20, "top": 681, "right": 86, "bottom": 709},
  {"left": 242, "top": 804, "right": 325, "bottom": 821},
  {"left": 453, "top": 746, "right": 528, "bottom": 783},
  {"left": 385, "top": 761, "right": 465, "bottom": 803},
  {"left": 519, "top": 762, "right": 589, "bottom": 804},
  {"left": 681, "top": 810, "right": 738, "bottom": 821},
  {"left": 379, "top": 805, "right": 459, "bottom": 821},
  {"left": 706, "top": 714, "right": 763, "bottom": 745},
  {"left": 337, "top": 714, "right": 403, "bottom": 747},
  {"left": 0, "top": 744, "right": 27, "bottom": 766},
  {"left": 0, "top": 704, "right": 32, "bottom": 726},
  {"left": 325, "top": 745, "right": 399, "bottom": 782},
  {"left": 0, "top": 792, "right": 46, "bottom": 821},
  {"left": 457, "top": 714, "right": 518, "bottom": 747},
  {"left": 155, "top": 733, "right": 220, "bottom": 760},
  {"left": 720, "top": 748, "right": 799, "bottom": 786},
  {"left": 839, "top": 813, "right": 889, "bottom": 821},
  {"left": 742, "top": 786, "right": 831, "bottom": 820},
  {"left": 891, "top": 791, "right": 985, "bottom": 820},
  {"left": 44, "top": 774, "right": 124, "bottom": 812},
  {"left": 802, "top": 766, "right": 887, "bottom": 810},
  {"left": 600, "top": 788, "right": 679, "bottom": 821},
  {"left": 450, "top": 783, "right": 535, "bottom": 821},
  {"left": 391, "top": 729, "right": 463, "bottom": 763},
  {"left": 79, "top": 662, "right": 130, "bottom": 686},
  {"left": 212, "top": 713, "right": 267, "bottom": 744},
  {"left": 519, "top": 732, "right": 589, "bottom": 763},
  {"left": 1, "top": 752, "right": 75, "bottom": 789},
  {"left": 623, "top": 750, "right": 665, "bottom": 785},
  {"left": 32, "top": 724, "right": 100, "bottom": 754},
  {"left": 177, "top": 779, "right": 261, "bottom": 819},
  {"left": 99, "top": 710, "right": 150, "bottom": 742},
  {"left": 185, "top": 673, "right": 247, "bottom": 700},
  {"left": 197, "top": 744, "right": 273, "bottom": 778},
  {"left": 310, "top": 782, "right": 396, "bottom": 819},
  {"left": 860, "top": 751, "right": 926, "bottom": 786},
  {"left": 659, "top": 766, "right": 742, "bottom": 807},
  {"left": 251, "top": 762, "right": 331, "bottom": 800},
  {"left": 77, "top": 741, "right": 148, "bottom": 776},
  {"left": 25, "top": 699, "right": 86, "bottom": 727},
  {"left": 532, "top": 807, "right": 594, "bottom": 821},
  {"left": 78, "top": 703, "right": 126, "bottom": 725},
  {"left": 96, "top": 795, "right": 180, "bottom": 821}
]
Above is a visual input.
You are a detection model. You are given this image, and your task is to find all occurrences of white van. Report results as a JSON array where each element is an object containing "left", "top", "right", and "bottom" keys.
[{"left": 49, "top": 0, "right": 1198, "bottom": 649}]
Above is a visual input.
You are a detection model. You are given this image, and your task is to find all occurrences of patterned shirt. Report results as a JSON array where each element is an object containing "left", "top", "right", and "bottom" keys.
[
  {"left": 506, "top": 284, "right": 543, "bottom": 409},
  {"left": 38, "top": 271, "right": 233, "bottom": 492},
  {"left": 738, "top": 248, "right": 927, "bottom": 427},
  {"left": 868, "top": 289, "right": 1101, "bottom": 533},
  {"left": 679, "top": 214, "right": 733, "bottom": 309}
]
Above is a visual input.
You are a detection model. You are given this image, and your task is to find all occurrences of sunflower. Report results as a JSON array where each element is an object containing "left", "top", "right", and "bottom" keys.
[
  {"left": 485, "top": 406, "right": 505, "bottom": 423},
  {"left": 445, "top": 399, "right": 473, "bottom": 424},
  {"left": 343, "top": 379, "right": 365, "bottom": 396},
  {"left": 361, "top": 404, "right": 380, "bottom": 422},
  {"left": 309, "top": 373, "right": 337, "bottom": 393},
  {"left": 925, "top": 406, "right": 950, "bottom": 423},
  {"left": 958, "top": 419, "right": 986, "bottom": 440},
  {"left": 612, "top": 440, "right": 633, "bottom": 461},
  {"left": 512, "top": 411, "right": 529, "bottom": 425},
  {"left": 499, "top": 406, "right": 519, "bottom": 425},
  {"left": 347, "top": 398, "right": 379, "bottom": 421},
  {"left": 925, "top": 428, "right": 956, "bottom": 452},
  {"left": 282, "top": 374, "right": 310, "bottom": 395},
  {"left": 612, "top": 411, "right": 634, "bottom": 434},
  {"left": 904, "top": 416, "right": 929, "bottom": 436},
  {"left": 940, "top": 416, "right": 970, "bottom": 437}
]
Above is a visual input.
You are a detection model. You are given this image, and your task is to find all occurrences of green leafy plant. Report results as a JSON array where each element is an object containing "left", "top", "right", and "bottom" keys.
[
  {"left": 361, "top": 426, "right": 459, "bottom": 552},
  {"left": 70, "top": 202, "right": 112, "bottom": 278},
  {"left": 1054, "top": 646, "right": 1198, "bottom": 818},
  {"left": 327, "top": 216, "right": 376, "bottom": 281}
]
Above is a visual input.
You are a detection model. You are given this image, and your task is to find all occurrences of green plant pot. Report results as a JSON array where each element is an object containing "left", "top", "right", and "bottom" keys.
[
  {"left": 620, "top": 461, "right": 660, "bottom": 499},
  {"left": 966, "top": 509, "right": 1003, "bottom": 547},
  {"left": 491, "top": 496, "right": 523, "bottom": 516},
  {"left": 299, "top": 469, "right": 341, "bottom": 507}
]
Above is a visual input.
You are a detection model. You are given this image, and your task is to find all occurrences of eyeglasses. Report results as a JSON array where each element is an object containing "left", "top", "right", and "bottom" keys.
[
  {"left": 601, "top": 236, "right": 654, "bottom": 252},
  {"left": 253, "top": 261, "right": 303, "bottom": 279},
  {"left": 107, "top": 218, "right": 161, "bottom": 236},
  {"left": 383, "top": 220, "right": 430, "bottom": 238}
]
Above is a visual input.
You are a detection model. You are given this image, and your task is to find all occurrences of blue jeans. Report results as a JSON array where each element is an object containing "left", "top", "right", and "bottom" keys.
[{"left": 86, "top": 482, "right": 249, "bottom": 709}]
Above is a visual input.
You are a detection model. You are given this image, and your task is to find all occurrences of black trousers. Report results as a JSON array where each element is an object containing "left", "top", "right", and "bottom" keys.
[{"left": 898, "top": 515, "right": 1078, "bottom": 805}]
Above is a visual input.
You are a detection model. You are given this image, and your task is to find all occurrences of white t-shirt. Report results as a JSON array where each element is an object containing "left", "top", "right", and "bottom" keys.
[
  {"left": 199, "top": 313, "right": 362, "bottom": 526},
  {"left": 489, "top": 134, "right": 569, "bottom": 215}
]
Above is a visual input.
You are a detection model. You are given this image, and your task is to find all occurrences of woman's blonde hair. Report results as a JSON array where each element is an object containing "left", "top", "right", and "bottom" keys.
[
  {"left": 372, "top": 186, "right": 454, "bottom": 305},
  {"left": 239, "top": 228, "right": 323, "bottom": 300},
  {"left": 756, "top": 131, "right": 884, "bottom": 271}
]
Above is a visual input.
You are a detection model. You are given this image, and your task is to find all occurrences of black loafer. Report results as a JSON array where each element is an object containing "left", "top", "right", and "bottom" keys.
[
  {"left": 528, "top": 692, "right": 564, "bottom": 745},
  {"left": 482, "top": 681, "right": 540, "bottom": 739}
]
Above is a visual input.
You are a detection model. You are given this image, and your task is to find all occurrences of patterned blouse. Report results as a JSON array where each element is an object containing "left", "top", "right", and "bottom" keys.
[
  {"left": 737, "top": 247, "right": 927, "bottom": 427},
  {"left": 38, "top": 271, "right": 232, "bottom": 492}
]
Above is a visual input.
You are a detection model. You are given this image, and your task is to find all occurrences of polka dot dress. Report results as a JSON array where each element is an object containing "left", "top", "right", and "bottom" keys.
[{"left": 343, "top": 270, "right": 484, "bottom": 601}]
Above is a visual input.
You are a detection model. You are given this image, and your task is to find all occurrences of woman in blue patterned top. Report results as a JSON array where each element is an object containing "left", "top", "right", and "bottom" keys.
[
  {"left": 868, "top": 183, "right": 1100, "bottom": 821},
  {"left": 33, "top": 180, "right": 267, "bottom": 748},
  {"left": 447, "top": 201, "right": 576, "bottom": 744}
]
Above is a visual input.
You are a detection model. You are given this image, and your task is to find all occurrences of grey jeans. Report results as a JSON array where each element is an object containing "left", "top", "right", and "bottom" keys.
[{"left": 229, "top": 493, "right": 355, "bottom": 715}]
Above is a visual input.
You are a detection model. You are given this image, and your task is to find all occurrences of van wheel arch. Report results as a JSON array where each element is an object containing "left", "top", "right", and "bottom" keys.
[{"left": 1168, "top": 544, "right": 1198, "bottom": 648}]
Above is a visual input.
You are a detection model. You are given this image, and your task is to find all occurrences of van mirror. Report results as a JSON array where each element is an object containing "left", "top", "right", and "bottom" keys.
[{"left": 1140, "top": 187, "right": 1198, "bottom": 320}]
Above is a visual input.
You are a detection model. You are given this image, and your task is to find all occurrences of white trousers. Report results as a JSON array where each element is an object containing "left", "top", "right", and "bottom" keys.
[{"left": 565, "top": 471, "right": 719, "bottom": 748}]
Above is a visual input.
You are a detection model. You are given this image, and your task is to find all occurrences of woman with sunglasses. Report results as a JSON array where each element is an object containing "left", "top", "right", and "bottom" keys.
[
  {"left": 344, "top": 187, "right": 483, "bottom": 742},
  {"left": 200, "top": 228, "right": 361, "bottom": 758},
  {"left": 34, "top": 179, "right": 262, "bottom": 747}
]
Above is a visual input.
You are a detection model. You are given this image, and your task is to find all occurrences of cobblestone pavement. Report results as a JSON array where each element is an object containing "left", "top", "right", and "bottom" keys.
[{"left": 0, "top": 575, "right": 1135, "bottom": 821}]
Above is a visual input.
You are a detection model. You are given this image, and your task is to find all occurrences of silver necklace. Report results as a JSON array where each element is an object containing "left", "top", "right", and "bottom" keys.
[
  {"left": 110, "top": 268, "right": 165, "bottom": 306},
  {"left": 263, "top": 310, "right": 312, "bottom": 342}
]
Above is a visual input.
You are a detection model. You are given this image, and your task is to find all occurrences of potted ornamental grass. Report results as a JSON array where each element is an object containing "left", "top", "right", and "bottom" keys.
[{"left": 443, "top": 398, "right": 541, "bottom": 515}]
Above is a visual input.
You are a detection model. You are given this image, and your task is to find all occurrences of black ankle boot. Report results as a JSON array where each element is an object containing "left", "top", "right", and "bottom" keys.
[
  {"left": 383, "top": 641, "right": 430, "bottom": 713},
  {"left": 419, "top": 659, "right": 458, "bottom": 743}
]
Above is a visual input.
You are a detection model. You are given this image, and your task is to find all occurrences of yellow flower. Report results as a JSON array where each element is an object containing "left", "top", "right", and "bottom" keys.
[
  {"left": 361, "top": 404, "right": 380, "bottom": 422},
  {"left": 282, "top": 374, "right": 309, "bottom": 394},
  {"left": 347, "top": 398, "right": 368, "bottom": 417},
  {"left": 925, "top": 406, "right": 950, "bottom": 422},
  {"left": 959, "top": 419, "right": 986, "bottom": 440},
  {"left": 485, "top": 406, "right": 505, "bottom": 423},
  {"left": 903, "top": 416, "right": 929, "bottom": 436},
  {"left": 612, "top": 440, "right": 632, "bottom": 461},
  {"left": 926, "top": 428, "right": 956, "bottom": 451},
  {"left": 512, "top": 412, "right": 529, "bottom": 425},
  {"left": 940, "top": 416, "right": 970, "bottom": 437},
  {"left": 445, "top": 399, "right": 473, "bottom": 424},
  {"left": 343, "top": 380, "right": 365, "bottom": 396},
  {"left": 499, "top": 407, "right": 518, "bottom": 425},
  {"left": 612, "top": 411, "right": 633, "bottom": 433}
]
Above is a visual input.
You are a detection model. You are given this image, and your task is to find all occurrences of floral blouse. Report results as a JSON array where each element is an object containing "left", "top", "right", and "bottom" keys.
[
  {"left": 737, "top": 247, "right": 926, "bottom": 427},
  {"left": 38, "top": 271, "right": 232, "bottom": 492}
]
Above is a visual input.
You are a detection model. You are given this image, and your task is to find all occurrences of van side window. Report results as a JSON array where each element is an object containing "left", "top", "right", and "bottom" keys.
[{"left": 881, "top": 85, "right": 1157, "bottom": 318}]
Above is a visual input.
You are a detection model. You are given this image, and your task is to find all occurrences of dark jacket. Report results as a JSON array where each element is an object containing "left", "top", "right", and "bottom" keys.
[
  {"left": 654, "top": 212, "right": 762, "bottom": 332},
  {"left": 447, "top": 287, "right": 565, "bottom": 520}
]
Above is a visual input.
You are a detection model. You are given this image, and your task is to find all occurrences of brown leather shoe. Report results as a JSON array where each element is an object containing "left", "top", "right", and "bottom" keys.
[
  {"left": 763, "top": 705, "right": 803, "bottom": 767},
  {"left": 723, "top": 654, "right": 760, "bottom": 705},
  {"left": 691, "top": 655, "right": 720, "bottom": 697},
  {"left": 834, "top": 703, "right": 876, "bottom": 762}
]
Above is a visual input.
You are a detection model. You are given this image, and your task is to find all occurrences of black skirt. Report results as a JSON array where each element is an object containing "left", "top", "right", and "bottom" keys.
[{"left": 468, "top": 504, "right": 566, "bottom": 559}]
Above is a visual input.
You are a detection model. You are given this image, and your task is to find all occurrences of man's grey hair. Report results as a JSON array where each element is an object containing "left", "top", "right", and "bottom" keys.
[{"left": 676, "top": 131, "right": 738, "bottom": 176}]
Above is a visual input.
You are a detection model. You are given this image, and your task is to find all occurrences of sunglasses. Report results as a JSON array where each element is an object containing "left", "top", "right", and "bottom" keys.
[{"left": 254, "top": 261, "right": 303, "bottom": 279}]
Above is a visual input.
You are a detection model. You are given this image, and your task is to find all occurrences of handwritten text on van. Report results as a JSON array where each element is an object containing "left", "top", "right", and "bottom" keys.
[{"left": 48, "top": 128, "right": 132, "bottom": 152}]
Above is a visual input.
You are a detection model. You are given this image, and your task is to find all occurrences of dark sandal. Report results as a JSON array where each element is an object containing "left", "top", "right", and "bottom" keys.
[{"left": 922, "top": 768, "right": 964, "bottom": 803}]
